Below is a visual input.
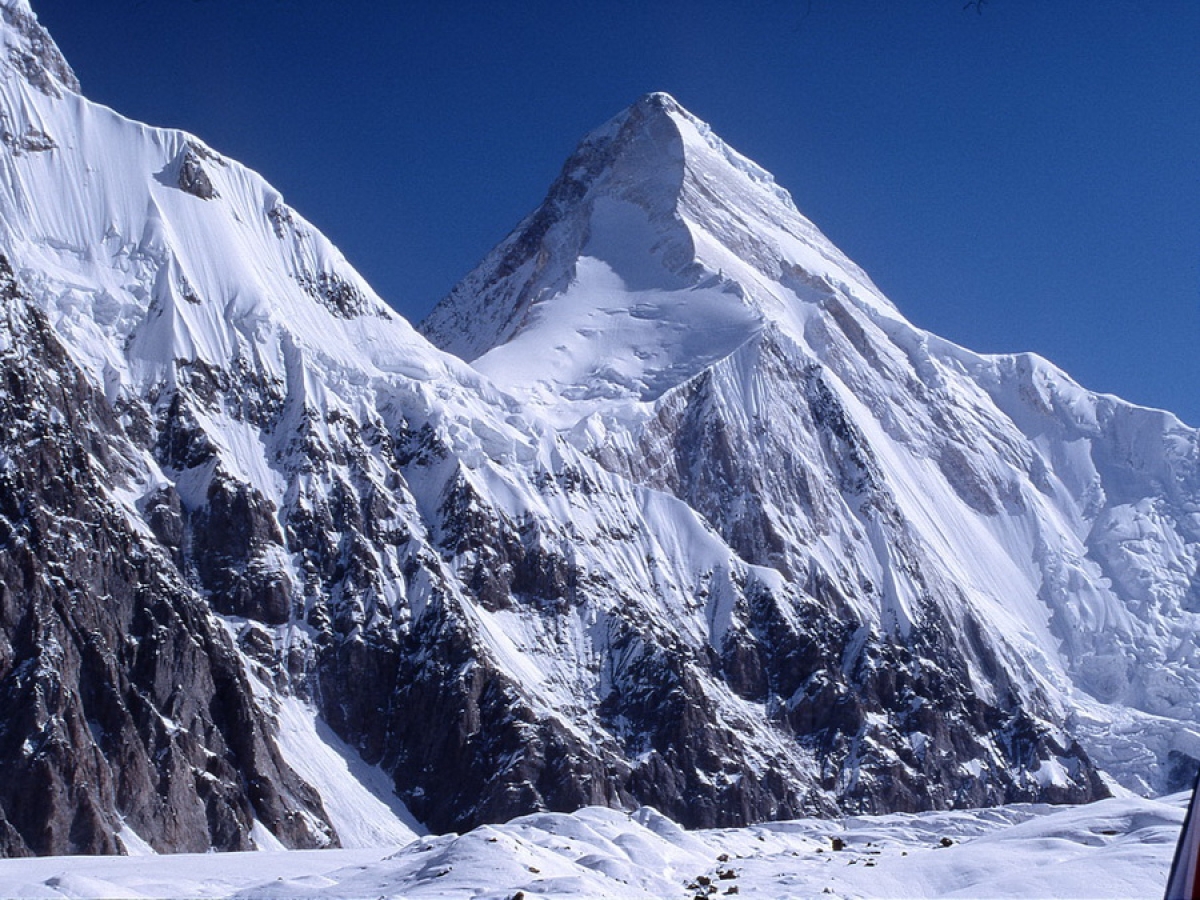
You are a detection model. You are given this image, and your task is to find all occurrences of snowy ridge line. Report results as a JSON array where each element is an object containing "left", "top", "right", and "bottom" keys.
[
  {"left": 423, "top": 87, "right": 1200, "bottom": 809},
  {"left": 0, "top": 4, "right": 852, "bottom": 846},
  {"left": 0, "top": 0, "right": 1199, "bottom": 859}
]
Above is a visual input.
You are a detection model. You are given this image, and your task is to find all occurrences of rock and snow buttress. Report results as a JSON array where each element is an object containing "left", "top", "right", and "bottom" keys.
[{"left": 0, "top": 0, "right": 1197, "bottom": 856}]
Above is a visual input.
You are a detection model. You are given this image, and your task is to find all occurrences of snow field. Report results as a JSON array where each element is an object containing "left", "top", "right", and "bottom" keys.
[{"left": 0, "top": 795, "right": 1182, "bottom": 899}]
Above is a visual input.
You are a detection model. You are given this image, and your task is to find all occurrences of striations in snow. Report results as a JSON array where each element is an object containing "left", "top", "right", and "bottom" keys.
[
  {"left": 423, "top": 90, "right": 1200, "bottom": 812},
  {"left": 0, "top": 0, "right": 1197, "bottom": 858}
]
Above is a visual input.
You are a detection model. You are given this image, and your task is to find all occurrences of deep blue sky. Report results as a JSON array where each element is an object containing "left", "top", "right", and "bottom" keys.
[{"left": 33, "top": 1, "right": 1200, "bottom": 424}]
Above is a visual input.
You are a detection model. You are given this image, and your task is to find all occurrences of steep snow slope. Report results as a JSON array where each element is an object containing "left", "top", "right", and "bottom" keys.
[
  {"left": 2, "top": 0, "right": 1194, "bottom": 855},
  {"left": 423, "top": 92, "right": 1200, "bottom": 801},
  {"left": 0, "top": 1, "right": 998, "bottom": 851}
]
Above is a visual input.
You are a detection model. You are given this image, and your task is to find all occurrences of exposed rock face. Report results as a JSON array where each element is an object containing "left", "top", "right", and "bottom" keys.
[
  {"left": 0, "top": 259, "right": 335, "bottom": 854},
  {"left": 175, "top": 143, "right": 219, "bottom": 199},
  {"left": 295, "top": 271, "right": 373, "bottom": 319},
  {"left": 420, "top": 90, "right": 1200, "bottom": 818},
  {"left": 0, "top": 121, "right": 54, "bottom": 155},
  {"left": 0, "top": 0, "right": 78, "bottom": 96}
]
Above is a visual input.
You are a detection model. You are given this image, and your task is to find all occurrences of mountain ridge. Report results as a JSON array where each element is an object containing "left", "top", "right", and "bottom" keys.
[
  {"left": 422, "top": 91, "right": 1200, "bottom": 806},
  {"left": 0, "top": 2, "right": 1196, "bottom": 857}
]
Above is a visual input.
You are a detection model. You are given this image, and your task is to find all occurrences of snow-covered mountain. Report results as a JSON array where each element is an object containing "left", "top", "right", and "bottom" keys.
[
  {"left": 422, "top": 92, "right": 1200, "bottom": 804},
  {"left": 0, "top": 0, "right": 1197, "bottom": 859}
]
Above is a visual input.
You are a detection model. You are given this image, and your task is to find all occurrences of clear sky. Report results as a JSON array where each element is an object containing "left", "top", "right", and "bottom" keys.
[{"left": 32, "top": 0, "right": 1200, "bottom": 425}]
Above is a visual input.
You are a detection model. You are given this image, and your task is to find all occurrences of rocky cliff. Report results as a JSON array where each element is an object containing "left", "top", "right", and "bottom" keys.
[{"left": 0, "top": 4, "right": 1197, "bottom": 856}]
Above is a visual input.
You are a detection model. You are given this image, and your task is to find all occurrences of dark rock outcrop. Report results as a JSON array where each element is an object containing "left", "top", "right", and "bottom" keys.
[
  {"left": 0, "top": 258, "right": 335, "bottom": 854},
  {"left": 175, "top": 143, "right": 219, "bottom": 200}
]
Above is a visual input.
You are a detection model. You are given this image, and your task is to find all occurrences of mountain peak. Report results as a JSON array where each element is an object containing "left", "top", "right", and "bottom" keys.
[
  {"left": 633, "top": 90, "right": 683, "bottom": 114},
  {"left": 0, "top": 0, "right": 79, "bottom": 95},
  {"left": 563, "top": 91, "right": 693, "bottom": 210},
  {"left": 604, "top": 91, "right": 696, "bottom": 137},
  {"left": 590, "top": 90, "right": 684, "bottom": 134},
  {"left": 421, "top": 92, "right": 892, "bottom": 398},
  {"left": 3, "top": 8, "right": 1200, "bottom": 856}
]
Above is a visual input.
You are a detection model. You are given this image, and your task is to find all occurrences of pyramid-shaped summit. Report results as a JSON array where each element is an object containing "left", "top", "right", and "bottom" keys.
[
  {"left": 421, "top": 92, "right": 897, "bottom": 418},
  {"left": 425, "top": 91, "right": 1200, "bottom": 813},
  {"left": 421, "top": 94, "right": 914, "bottom": 435},
  {"left": 2, "top": 0, "right": 1200, "bottom": 858}
]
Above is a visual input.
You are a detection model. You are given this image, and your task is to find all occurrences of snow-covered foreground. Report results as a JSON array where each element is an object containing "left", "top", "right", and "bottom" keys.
[{"left": 0, "top": 794, "right": 1182, "bottom": 899}]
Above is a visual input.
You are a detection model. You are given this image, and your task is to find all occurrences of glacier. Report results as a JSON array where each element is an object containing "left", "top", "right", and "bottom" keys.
[{"left": 0, "top": 794, "right": 1185, "bottom": 899}]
